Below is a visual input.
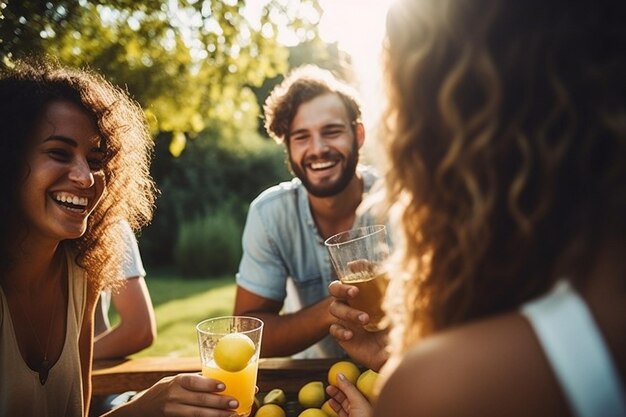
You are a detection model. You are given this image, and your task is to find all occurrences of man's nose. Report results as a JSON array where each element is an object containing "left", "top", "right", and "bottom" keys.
[{"left": 310, "top": 132, "right": 329, "bottom": 153}]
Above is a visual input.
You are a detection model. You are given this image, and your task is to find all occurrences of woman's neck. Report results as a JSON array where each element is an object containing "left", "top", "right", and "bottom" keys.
[{"left": 3, "top": 240, "right": 63, "bottom": 292}]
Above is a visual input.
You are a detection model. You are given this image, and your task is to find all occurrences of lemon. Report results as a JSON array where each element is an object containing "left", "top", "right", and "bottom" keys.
[
  {"left": 327, "top": 361, "right": 361, "bottom": 386},
  {"left": 298, "top": 381, "right": 326, "bottom": 409},
  {"left": 298, "top": 409, "right": 328, "bottom": 417},
  {"left": 321, "top": 400, "right": 339, "bottom": 417},
  {"left": 255, "top": 403, "right": 286, "bottom": 417},
  {"left": 263, "top": 388, "right": 287, "bottom": 406},
  {"left": 213, "top": 333, "right": 255, "bottom": 372},
  {"left": 356, "top": 369, "right": 379, "bottom": 402}
]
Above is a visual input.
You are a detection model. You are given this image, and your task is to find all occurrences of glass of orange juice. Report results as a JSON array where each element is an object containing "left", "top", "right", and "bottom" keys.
[
  {"left": 325, "top": 225, "right": 390, "bottom": 332},
  {"left": 196, "top": 316, "right": 264, "bottom": 417}
]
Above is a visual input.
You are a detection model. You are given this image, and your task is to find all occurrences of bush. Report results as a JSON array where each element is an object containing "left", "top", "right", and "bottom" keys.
[
  {"left": 174, "top": 209, "right": 243, "bottom": 278},
  {"left": 140, "top": 129, "right": 289, "bottom": 268}
]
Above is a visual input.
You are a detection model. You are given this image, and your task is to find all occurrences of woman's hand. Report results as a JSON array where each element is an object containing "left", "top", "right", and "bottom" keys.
[
  {"left": 103, "top": 373, "right": 238, "bottom": 416},
  {"left": 326, "top": 373, "right": 373, "bottom": 417},
  {"left": 328, "top": 281, "right": 389, "bottom": 371}
]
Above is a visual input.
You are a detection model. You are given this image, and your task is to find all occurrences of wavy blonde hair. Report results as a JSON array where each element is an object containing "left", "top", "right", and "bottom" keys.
[
  {"left": 381, "top": 0, "right": 626, "bottom": 355},
  {"left": 0, "top": 58, "right": 156, "bottom": 290}
]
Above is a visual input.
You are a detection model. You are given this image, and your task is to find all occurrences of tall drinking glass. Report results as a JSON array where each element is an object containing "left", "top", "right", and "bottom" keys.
[
  {"left": 325, "top": 225, "right": 390, "bottom": 332},
  {"left": 196, "top": 316, "right": 264, "bottom": 417}
]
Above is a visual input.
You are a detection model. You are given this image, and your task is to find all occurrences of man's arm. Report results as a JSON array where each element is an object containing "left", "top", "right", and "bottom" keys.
[
  {"left": 93, "top": 276, "right": 156, "bottom": 359},
  {"left": 234, "top": 286, "right": 334, "bottom": 357}
]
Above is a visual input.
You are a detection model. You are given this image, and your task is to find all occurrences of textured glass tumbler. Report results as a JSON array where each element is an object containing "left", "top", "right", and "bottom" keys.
[{"left": 325, "top": 225, "right": 390, "bottom": 332}]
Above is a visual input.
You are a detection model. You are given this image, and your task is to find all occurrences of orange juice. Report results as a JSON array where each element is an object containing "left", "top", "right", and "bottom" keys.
[
  {"left": 202, "top": 359, "right": 258, "bottom": 416},
  {"left": 341, "top": 271, "right": 389, "bottom": 331}
]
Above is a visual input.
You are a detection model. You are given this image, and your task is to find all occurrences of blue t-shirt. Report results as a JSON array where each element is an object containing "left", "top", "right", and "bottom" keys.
[{"left": 236, "top": 165, "right": 382, "bottom": 358}]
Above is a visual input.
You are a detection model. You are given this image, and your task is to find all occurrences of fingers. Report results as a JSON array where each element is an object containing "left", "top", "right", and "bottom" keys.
[
  {"left": 127, "top": 374, "right": 241, "bottom": 416},
  {"left": 326, "top": 373, "right": 372, "bottom": 417},
  {"left": 328, "top": 280, "right": 358, "bottom": 299},
  {"left": 172, "top": 374, "right": 239, "bottom": 410},
  {"left": 347, "top": 259, "right": 374, "bottom": 274},
  {"left": 334, "top": 372, "right": 363, "bottom": 400},
  {"left": 329, "top": 298, "right": 369, "bottom": 325},
  {"left": 178, "top": 373, "right": 225, "bottom": 392},
  {"left": 326, "top": 385, "right": 349, "bottom": 417},
  {"left": 329, "top": 323, "right": 353, "bottom": 341}
]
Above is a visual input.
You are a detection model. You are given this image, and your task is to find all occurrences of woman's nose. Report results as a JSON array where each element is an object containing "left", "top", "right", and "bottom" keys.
[{"left": 68, "top": 159, "right": 95, "bottom": 188}]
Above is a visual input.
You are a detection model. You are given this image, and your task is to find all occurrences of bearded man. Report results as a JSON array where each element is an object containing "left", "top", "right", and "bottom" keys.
[{"left": 233, "top": 65, "right": 382, "bottom": 358}]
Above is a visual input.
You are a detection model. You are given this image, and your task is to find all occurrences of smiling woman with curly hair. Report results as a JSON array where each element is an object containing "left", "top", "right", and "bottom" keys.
[{"left": 0, "top": 59, "right": 243, "bottom": 417}]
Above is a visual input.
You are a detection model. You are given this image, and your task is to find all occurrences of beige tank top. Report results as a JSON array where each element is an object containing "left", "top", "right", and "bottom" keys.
[{"left": 0, "top": 251, "right": 87, "bottom": 416}]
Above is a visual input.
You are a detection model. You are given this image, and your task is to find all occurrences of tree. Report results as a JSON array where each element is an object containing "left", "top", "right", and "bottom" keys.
[
  {"left": 1, "top": 0, "right": 322, "bottom": 140},
  {"left": 1, "top": 0, "right": 357, "bottom": 270}
]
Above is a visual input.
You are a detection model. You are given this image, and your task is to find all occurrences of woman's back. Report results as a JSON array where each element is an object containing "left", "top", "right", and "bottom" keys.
[{"left": 377, "top": 250, "right": 626, "bottom": 417}]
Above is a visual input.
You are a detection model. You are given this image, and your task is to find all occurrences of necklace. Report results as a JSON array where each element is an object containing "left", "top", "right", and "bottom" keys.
[
  {"left": 4, "top": 249, "right": 65, "bottom": 385},
  {"left": 14, "top": 289, "right": 61, "bottom": 385}
]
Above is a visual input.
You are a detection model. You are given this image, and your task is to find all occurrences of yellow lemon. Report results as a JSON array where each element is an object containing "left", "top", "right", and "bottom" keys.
[
  {"left": 255, "top": 403, "right": 286, "bottom": 417},
  {"left": 321, "top": 400, "right": 339, "bottom": 417},
  {"left": 263, "top": 388, "right": 287, "bottom": 406},
  {"left": 213, "top": 333, "right": 255, "bottom": 372},
  {"left": 356, "top": 369, "right": 379, "bottom": 402},
  {"left": 298, "top": 409, "right": 328, "bottom": 417},
  {"left": 298, "top": 381, "right": 326, "bottom": 409},
  {"left": 327, "top": 361, "right": 361, "bottom": 386}
]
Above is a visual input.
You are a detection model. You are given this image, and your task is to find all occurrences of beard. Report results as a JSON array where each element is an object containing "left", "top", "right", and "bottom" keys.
[{"left": 289, "top": 140, "right": 359, "bottom": 198}]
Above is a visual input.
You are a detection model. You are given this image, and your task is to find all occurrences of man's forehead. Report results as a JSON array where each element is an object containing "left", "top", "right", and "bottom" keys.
[{"left": 291, "top": 93, "right": 350, "bottom": 130}]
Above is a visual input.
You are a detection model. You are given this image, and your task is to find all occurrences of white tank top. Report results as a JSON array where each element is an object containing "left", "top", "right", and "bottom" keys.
[
  {"left": 0, "top": 251, "right": 87, "bottom": 417},
  {"left": 521, "top": 280, "right": 626, "bottom": 417}
]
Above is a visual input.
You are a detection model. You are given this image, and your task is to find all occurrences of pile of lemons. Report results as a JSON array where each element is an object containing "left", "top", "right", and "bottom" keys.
[{"left": 253, "top": 360, "right": 379, "bottom": 417}]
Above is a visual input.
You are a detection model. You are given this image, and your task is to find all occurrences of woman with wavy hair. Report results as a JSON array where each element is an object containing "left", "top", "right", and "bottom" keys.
[
  {"left": 0, "top": 59, "right": 239, "bottom": 416},
  {"left": 327, "top": 1, "right": 626, "bottom": 416}
]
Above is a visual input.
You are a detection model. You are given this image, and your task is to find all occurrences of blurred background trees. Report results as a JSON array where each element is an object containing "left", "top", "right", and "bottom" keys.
[{"left": 1, "top": 0, "right": 354, "bottom": 276}]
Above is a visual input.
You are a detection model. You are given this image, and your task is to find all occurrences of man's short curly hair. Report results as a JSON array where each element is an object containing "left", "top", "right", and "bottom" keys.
[{"left": 263, "top": 65, "right": 363, "bottom": 143}]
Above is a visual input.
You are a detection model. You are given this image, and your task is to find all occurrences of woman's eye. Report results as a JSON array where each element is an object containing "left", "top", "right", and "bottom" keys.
[
  {"left": 47, "top": 149, "right": 70, "bottom": 160},
  {"left": 88, "top": 158, "right": 104, "bottom": 171}
]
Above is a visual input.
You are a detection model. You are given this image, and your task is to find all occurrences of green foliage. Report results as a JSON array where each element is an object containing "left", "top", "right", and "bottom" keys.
[
  {"left": 174, "top": 209, "right": 242, "bottom": 278},
  {"left": 1, "top": 0, "right": 322, "bottom": 137},
  {"left": 141, "top": 128, "right": 290, "bottom": 267}
]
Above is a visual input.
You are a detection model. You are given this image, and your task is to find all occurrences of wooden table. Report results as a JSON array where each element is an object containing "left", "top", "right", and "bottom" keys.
[{"left": 92, "top": 357, "right": 336, "bottom": 396}]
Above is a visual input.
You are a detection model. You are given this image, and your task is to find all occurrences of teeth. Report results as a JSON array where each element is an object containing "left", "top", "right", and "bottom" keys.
[
  {"left": 53, "top": 193, "right": 88, "bottom": 207},
  {"left": 310, "top": 161, "right": 335, "bottom": 170}
]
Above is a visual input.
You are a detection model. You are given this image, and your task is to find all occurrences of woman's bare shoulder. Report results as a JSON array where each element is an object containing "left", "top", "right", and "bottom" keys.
[{"left": 374, "top": 313, "right": 570, "bottom": 417}]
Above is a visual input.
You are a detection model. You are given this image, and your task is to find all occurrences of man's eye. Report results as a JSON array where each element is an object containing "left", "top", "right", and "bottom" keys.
[
  {"left": 323, "top": 129, "right": 343, "bottom": 137},
  {"left": 292, "top": 135, "right": 309, "bottom": 142}
]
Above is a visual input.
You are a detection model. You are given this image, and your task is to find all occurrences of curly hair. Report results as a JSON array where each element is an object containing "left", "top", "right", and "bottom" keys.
[
  {"left": 263, "top": 65, "right": 363, "bottom": 143},
  {"left": 0, "top": 57, "right": 156, "bottom": 290},
  {"left": 382, "top": 0, "right": 626, "bottom": 354}
]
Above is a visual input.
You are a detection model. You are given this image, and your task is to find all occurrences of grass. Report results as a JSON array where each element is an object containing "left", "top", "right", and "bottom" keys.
[{"left": 112, "top": 269, "right": 237, "bottom": 358}]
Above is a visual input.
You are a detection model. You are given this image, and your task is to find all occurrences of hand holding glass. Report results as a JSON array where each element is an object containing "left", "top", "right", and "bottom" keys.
[
  {"left": 325, "top": 225, "right": 390, "bottom": 332},
  {"left": 196, "top": 316, "right": 264, "bottom": 417}
]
